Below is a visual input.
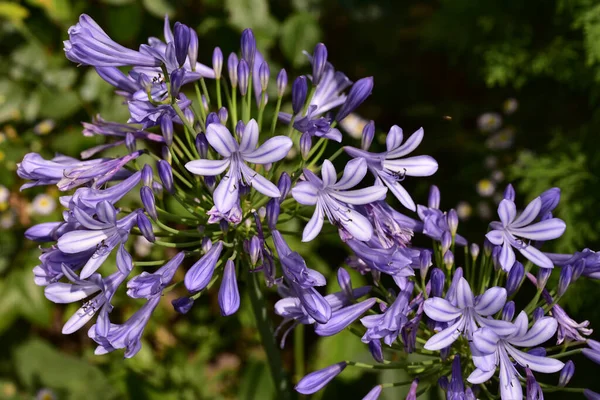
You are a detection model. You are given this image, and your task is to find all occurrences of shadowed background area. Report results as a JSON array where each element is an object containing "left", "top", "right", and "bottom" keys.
[{"left": 0, "top": 0, "right": 599, "bottom": 398}]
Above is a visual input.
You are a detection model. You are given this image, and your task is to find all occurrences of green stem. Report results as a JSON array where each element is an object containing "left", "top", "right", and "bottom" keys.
[
  {"left": 549, "top": 348, "right": 582, "bottom": 359},
  {"left": 247, "top": 270, "right": 292, "bottom": 400},
  {"left": 294, "top": 324, "right": 305, "bottom": 383},
  {"left": 271, "top": 96, "right": 283, "bottom": 136},
  {"left": 216, "top": 78, "right": 222, "bottom": 109}
]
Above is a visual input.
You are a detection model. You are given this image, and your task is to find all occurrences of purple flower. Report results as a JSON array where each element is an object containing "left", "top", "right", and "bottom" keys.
[
  {"left": 64, "top": 171, "right": 142, "bottom": 211},
  {"left": 33, "top": 247, "right": 96, "bottom": 286},
  {"left": 218, "top": 260, "right": 240, "bottom": 316},
  {"left": 583, "top": 340, "right": 600, "bottom": 365},
  {"left": 486, "top": 197, "right": 566, "bottom": 270},
  {"left": 361, "top": 282, "right": 413, "bottom": 346},
  {"left": 448, "top": 356, "right": 465, "bottom": 400},
  {"left": 550, "top": 303, "right": 592, "bottom": 344},
  {"left": 127, "top": 252, "right": 184, "bottom": 299},
  {"left": 345, "top": 126, "right": 438, "bottom": 211},
  {"left": 468, "top": 312, "right": 564, "bottom": 400},
  {"left": 295, "top": 362, "right": 347, "bottom": 395},
  {"left": 64, "top": 14, "right": 161, "bottom": 67},
  {"left": 336, "top": 77, "right": 373, "bottom": 122},
  {"left": 362, "top": 385, "right": 382, "bottom": 400},
  {"left": 44, "top": 244, "right": 132, "bottom": 334},
  {"left": 184, "top": 241, "right": 224, "bottom": 292},
  {"left": 314, "top": 298, "right": 376, "bottom": 336},
  {"left": 291, "top": 158, "right": 388, "bottom": 242},
  {"left": 423, "top": 278, "right": 514, "bottom": 350},
  {"left": 559, "top": 360, "right": 575, "bottom": 387},
  {"left": 185, "top": 120, "right": 292, "bottom": 213},
  {"left": 546, "top": 249, "right": 600, "bottom": 279}
]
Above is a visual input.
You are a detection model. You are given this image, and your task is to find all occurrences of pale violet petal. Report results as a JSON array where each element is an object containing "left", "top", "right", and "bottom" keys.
[
  {"left": 506, "top": 345, "right": 564, "bottom": 373},
  {"left": 241, "top": 164, "right": 280, "bottom": 198},
  {"left": 518, "top": 245, "right": 554, "bottom": 269},
  {"left": 382, "top": 155, "right": 438, "bottom": 177},
  {"left": 239, "top": 119, "right": 259, "bottom": 153},
  {"left": 498, "top": 199, "right": 517, "bottom": 226},
  {"left": 423, "top": 297, "right": 462, "bottom": 322},
  {"left": 339, "top": 208, "right": 373, "bottom": 242},
  {"left": 185, "top": 159, "right": 230, "bottom": 176},
  {"left": 80, "top": 247, "right": 112, "bottom": 279},
  {"left": 206, "top": 123, "right": 238, "bottom": 157},
  {"left": 213, "top": 171, "right": 239, "bottom": 213},
  {"left": 423, "top": 317, "right": 464, "bottom": 350},
  {"left": 291, "top": 182, "right": 319, "bottom": 205},
  {"left": 472, "top": 327, "right": 500, "bottom": 354},
  {"left": 509, "top": 316, "right": 558, "bottom": 347},
  {"left": 386, "top": 127, "right": 424, "bottom": 158},
  {"left": 385, "top": 125, "right": 403, "bottom": 152},
  {"left": 332, "top": 158, "right": 367, "bottom": 190},
  {"left": 44, "top": 283, "right": 99, "bottom": 303},
  {"left": 476, "top": 317, "right": 517, "bottom": 336},
  {"left": 471, "top": 342, "right": 497, "bottom": 371},
  {"left": 328, "top": 186, "right": 388, "bottom": 205},
  {"left": 243, "top": 136, "right": 293, "bottom": 164},
  {"left": 498, "top": 351, "right": 522, "bottom": 400},
  {"left": 381, "top": 175, "right": 415, "bottom": 211},
  {"left": 302, "top": 206, "right": 324, "bottom": 242},
  {"left": 467, "top": 367, "right": 495, "bottom": 385},
  {"left": 499, "top": 241, "right": 516, "bottom": 272},
  {"left": 511, "top": 197, "right": 542, "bottom": 228},
  {"left": 57, "top": 229, "right": 111, "bottom": 254},
  {"left": 475, "top": 287, "right": 507, "bottom": 316},
  {"left": 510, "top": 218, "right": 566, "bottom": 241},
  {"left": 321, "top": 160, "right": 337, "bottom": 187},
  {"left": 456, "top": 278, "right": 474, "bottom": 308},
  {"left": 485, "top": 229, "right": 504, "bottom": 246},
  {"left": 512, "top": 311, "right": 529, "bottom": 337}
]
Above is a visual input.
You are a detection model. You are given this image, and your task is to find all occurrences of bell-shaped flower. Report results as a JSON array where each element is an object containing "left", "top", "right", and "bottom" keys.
[
  {"left": 56, "top": 201, "right": 139, "bottom": 278},
  {"left": 127, "top": 252, "right": 184, "bottom": 299},
  {"left": 291, "top": 158, "right": 388, "bottom": 242},
  {"left": 468, "top": 312, "right": 564, "bottom": 400},
  {"left": 296, "top": 362, "right": 347, "bottom": 395},
  {"left": 423, "top": 278, "right": 515, "bottom": 350},
  {"left": 185, "top": 120, "right": 293, "bottom": 213},
  {"left": 345, "top": 126, "right": 438, "bottom": 211},
  {"left": 486, "top": 197, "right": 566, "bottom": 270}
]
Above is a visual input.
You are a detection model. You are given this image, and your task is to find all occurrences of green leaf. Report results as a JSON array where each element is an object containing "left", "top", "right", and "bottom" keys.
[
  {"left": 38, "top": 90, "right": 81, "bottom": 119},
  {"left": 280, "top": 13, "right": 321, "bottom": 67},
  {"left": 106, "top": 3, "right": 143, "bottom": 42},
  {"left": 0, "top": 2, "right": 29, "bottom": 25},
  {"left": 313, "top": 330, "right": 368, "bottom": 381},
  {"left": 224, "top": 0, "right": 269, "bottom": 31},
  {"left": 142, "top": 0, "right": 175, "bottom": 19},
  {"left": 14, "top": 339, "right": 121, "bottom": 399},
  {"left": 238, "top": 360, "right": 276, "bottom": 400}
]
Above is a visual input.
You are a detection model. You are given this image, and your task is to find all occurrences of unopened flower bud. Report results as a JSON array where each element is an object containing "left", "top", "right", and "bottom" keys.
[
  {"left": 300, "top": 132, "right": 312, "bottom": 159},
  {"left": 368, "top": 340, "right": 383, "bottom": 363},
  {"left": 430, "top": 268, "right": 444, "bottom": 297},
  {"left": 502, "top": 301, "right": 515, "bottom": 321},
  {"left": 125, "top": 132, "right": 136, "bottom": 153},
  {"left": 172, "top": 297, "right": 194, "bottom": 314},
  {"left": 238, "top": 59, "right": 250, "bottom": 96},
  {"left": 336, "top": 77, "right": 373, "bottom": 122},
  {"left": 141, "top": 164, "right": 153, "bottom": 187},
  {"left": 248, "top": 236, "right": 261, "bottom": 266},
  {"left": 173, "top": 22, "right": 190, "bottom": 67},
  {"left": 201, "top": 237, "right": 212, "bottom": 254},
  {"left": 235, "top": 120, "right": 245, "bottom": 140},
  {"left": 438, "top": 377, "right": 449, "bottom": 391},
  {"left": 184, "top": 107, "right": 195, "bottom": 125},
  {"left": 503, "top": 184, "right": 516, "bottom": 201},
  {"left": 205, "top": 112, "right": 219, "bottom": 127},
  {"left": 419, "top": 250, "right": 432, "bottom": 281},
  {"left": 441, "top": 231, "right": 452, "bottom": 254},
  {"left": 337, "top": 267, "right": 353, "bottom": 300},
  {"left": 537, "top": 267, "right": 552, "bottom": 290},
  {"left": 140, "top": 186, "right": 158, "bottom": 221},
  {"left": 443, "top": 250, "right": 454, "bottom": 269},
  {"left": 212, "top": 47, "right": 223, "bottom": 79},
  {"left": 532, "top": 307, "right": 545, "bottom": 322},
  {"left": 277, "top": 69, "right": 287, "bottom": 97},
  {"left": 470, "top": 243, "right": 480, "bottom": 260},
  {"left": 428, "top": 185, "right": 440, "bottom": 209},
  {"left": 195, "top": 133, "right": 209, "bottom": 158},
  {"left": 295, "top": 362, "right": 347, "bottom": 395},
  {"left": 558, "top": 265, "right": 573, "bottom": 296},
  {"left": 259, "top": 61, "right": 269, "bottom": 92},
  {"left": 312, "top": 43, "right": 328, "bottom": 85},
  {"left": 573, "top": 259, "right": 585, "bottom": 281},
  {"left": 218, "top": 107, "right": 228, "bottom": 124},
  {"left": 292, "top": 76, "right": 308, "bottom": 115},
  {"left": 447, "top": 209, "right": 458, "bottom": 236},
  {"left": 361, "top": 120, "right": 375, "bottom": 150},
  {"left": 483, "top": 238, "right": 493, "bottom": 256},
  {"left": 506, "top": 261, "right": 524, "bottom": 295},
  {"left": 241, "top": 28, "right": 256, "bottom": 66},
  {"left": 137, "top": 212, "right": 155, "bottom": 243},
  {"left": 157, "top": 159, "right": 174, "bottom": 193},
  {"left": 266, "top": 199, "right": 280, "bottom": 230},
  {"left": 559, "top": 360, "right": 575, "bottom": 387},
  {"left": 539, "top": 187, "right": 561, "bottom": 216},
  {"left": 161, "top": 114, "right": 173, "bottom": 146},
  {"left": 161, "top": 146, "right": 172, "bottom": 164},
  {"left": 277, "top": 172, "right": 292, "bottom": 201},
  {"left": 188, "top": 29, "right": 198, "bottom": 69},
  {"left": 228, "top": 53, "right": 239, "bottom": 87}
]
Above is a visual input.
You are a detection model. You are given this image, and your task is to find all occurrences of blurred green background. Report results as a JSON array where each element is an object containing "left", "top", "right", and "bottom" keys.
[{"left": 1, "top": 0, "right": 600, "bottom": 398}]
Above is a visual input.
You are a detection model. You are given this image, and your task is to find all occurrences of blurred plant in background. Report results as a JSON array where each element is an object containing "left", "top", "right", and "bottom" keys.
[{"left": 1, "top": 0, "right": 600, "bottom": 399}]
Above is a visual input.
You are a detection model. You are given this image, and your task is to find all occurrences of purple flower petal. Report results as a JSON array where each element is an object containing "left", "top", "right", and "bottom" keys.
[
  {"left": 467, "top": 367, "right": 495, "bottom": 384},
  {"left": 321, "top": 160, "right": 337, "bottom": 187},
  {"left": 485, "top": 229, "right": 504, "bottom": 246},
  {"left": 382, "top": 155, "right": 438, "bottom": 177},
  {"left": 474, "top": 287, "right": 507, "bottom": 316},
  {"left": 509, "top": 316, "right": 558, "bottom": 347},
  {"left": 380, "top": 175, "right": 416, "bottom": 211},
  {"left": 239, "top": 119, "right": 259, "bottom": 153},
  {"left": 332, "top": 158, "right": 368, "bottom": 190},
  {"left": 57, "top": 229, "right": 113, "bottom": 254},
  {"left": 424, "top": 317, "right": 464, "bottom": 350},
  {"left": 240, "top": 163, "right": 280, "bottom": 198},
  {"left": 242, "top": 136, "right": 292, "bottom": 164},
  {"left": 511, "top": 197, "right": 542, "bottom": 228},
  {"left": 315, "top": 298, "right": 376, "bottom": 336},
  {"left": 302, "top": 205, "right": 324, "bottom": 242},
  {"left": 206, "top": 123, "right": 239, "bottom": 157},
  {"left": 385, "top": 125, "right": 403, "bottom": 152},
  {"left": 292, "top": 181, "right": 319, "bottom": 205},
  {"left": 499, "top": 241, "right": 516, "bottom": 272},
  {"left": 518, "top": 245, "right": 554, "bottom": 269},
  {"left": 328, "top": 186, "right": 387, "bottom": 205},
  {"left": 498, "top": 199, "right": 517, "bottom": 226},
  {"left": 213, "top": 171, "right": 239, "bottom": 213},
  {"left": 218, "top": 260, "right": 240, "bottom": 316},
  {"left": 506, "top": 345, "right": 564, "bottom": 373},
  {"left": 185, "top": 158, "right": 230, "bottom": 176},
  {"left": 456, "top": 278, "right": 474, "bottom": 308},
  {"left": 339, "top": 208, "right": 373, "bottom": 241},
  {"left": 510, "top": 218, "right": 566, "bottom": 241},
  {"left": 476, "top": 317, "right": 517, "bottom": 337},
  {"left": 423, "top": 297, "right": 462, "bottom": 322},
  {"left": 184, "top": 241, "right": 223, "bottom": 292},
  {"left": 386, "top": 127, "right": 424, "bottom": 158},
  {"left": 472, "top": 327, "right": 500, "bottom": 354},
  {"left": 295, "top": 362, "right": 347, "bottom": 395}
]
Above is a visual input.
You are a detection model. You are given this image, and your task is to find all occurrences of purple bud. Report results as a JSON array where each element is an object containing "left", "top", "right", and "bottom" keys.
[
  {"left": 447, "top": 209, "right": 458, "bottom": 236},
  {"left": 172, "top": 297, "right": 194, "bottom": 314},
  {"left": 483, "top": 238, "right": 493, "bottom": 256},
  {"left": 201, "top": 96, "right": 208, "bottom": 112},
  {"left": 502, "top": 301, "right": 515, "bottom": 321},
  {"left": 532, "top": 307, "right": 544, "bottom": 322},
  {"left": 161, "top": 114, "right": 174, "bottom": 146},
  {"left": 238, "top": 59, "right": 250, "bottom": 96},
  {"left": 259, "top": 61, "right": 270, "bottom": 91},
  {"left": 218, "top": 107, "right": 228, "bottom": 124},
  {"left": 292, "top": 76, "right": 308, "bottom": 115},
  {"left": 336, "top": 76, "right": 374, "bottom": 122},
  {"left": 430, "top": 268, "right": 444, "bottom": 297},
  {"left": 559, "top": 360, "right": 575, "bottom": 387},
  {"left": 438, "top": 377, "right": 449, "bottom": 391},
  {"left": 585, "top": 389, "right": 600, "bottom": 400},
  {"left": 219, "top": 260, "right": 240, "bottom": 316},
  {"left": 240, "top": 28, "right": 256, "bottom": 66},
  {"left": 125, "top": 132, "right": 136, "bottom": 153},
  {"left": 315, "top": 298, "right": 376, "bottom": 336},
  {"left": 419, "top": 249, "right": 432, "bottom": 281},
  {"left": 406, "top": 379, "right": 419, "bottom": 400},
  {"left": 526, "top": 368, "right": 542, "bottom": 400},
  {"left": 558, "top": 265, "right": 573, "bottom": 296},
  {"left": 141, "top": 164, "right": 153, "bottom": 187},
  {"left": 443, "top": 250, "right": 454, "bottom": 269},
  {"left": 337, "top": 267, "right": 353, "bottom": 300},
  {"left": 248, "top": 236, "right": 261, "bottom": 266},
  {"left": 188, "top": 29, "right": 198, "bottom": 69},
  {"left": 539, "top": 187, "right": 560, "bottom": 216},
  {"left": 138, "top": 73, "right": 152, "bottom": 91},
  {"left": 362, "top": 385, "right": 382, "bottom": 400},
  {"left": 277, "top": 69, "right": 288, "bottom": 97},
  {"left": 503, "top": 184, "right": 516, "bottom": 201},
  {"left": 140, "top": 186, "right": 158, "bottom": 221},
  {"left": 528, "top": 347, "right": 547, "bottom": 357},
  {"left": 300, "top": 132, "right": 312, "bottom": 159},
  {"left": 184, "top": 241, "right": 223, "bottom": 292},
  {"left": 506, "top": 261, "right": 524, "bottom": 295},
  {"left": 213, "top": 47, "right": 223, "bottom": 79},
  {"left": 441, "top": 231, "right": 452, "bottom": 254},
  {"left": 206, "top": 112, "right": 220, "bottom": 127},
  {"left": 537, "top": 267, "right": 552, "bottom": 290},
  {"left": 170, "top": 68, "right": 185, "bottom": 97},
  {"left": 266, "top": 199, "right": 280, "bottom": 230},
  {"left": 201, "top": 237, "right": 212, "bottom": 253},
  {"left": 195, "top": 133, "right": 209, "bottom": 158},
  {"left": 161, "top": 145, "right": 172, "bottom": 163},
  {"left": 361, "top": 121, "right": 375, "bottom": 150},
  {"left": 312, "top": 43, "right": 328, "bottom": 85},
  {"left": 235, "top": 120, "right": 245, "bottom": 140},
  {"left": 152, "top": 181, "right": 163, "bottom": 195},
  {"left": 368, "top": 340, "right": 384, "bottom": 363},
  {"left": 428, "top": 185, "right": 440, "bottom": 209},
  {"left": 184, "top": 107, "right": 196, "bottom": 124},
  {"left": 228, "top": 53, "right": 239, "bottom": 87},
  {"left": 277, "top": 172, "right": 292, "bottom": 201},
  {"left": 157, "top": 160, "right": 174, "bottom": 193},
  {"left": 295, "top": 362, "right": 347, "bottom": 395},
  {"left": 470, "top": 243, "right": 480, "bottom": 260},
  {"left": 173, "top": 23, "right": 190, "bottom": 67},
  {"left": 491, "top": 246, "right": 501, "bottom": 270},
  {"left": 137, "top": 212, "right": 155, "bottom": 243},
  {"left": 449, "top": 356, "right": 464, "bottom": 398}
]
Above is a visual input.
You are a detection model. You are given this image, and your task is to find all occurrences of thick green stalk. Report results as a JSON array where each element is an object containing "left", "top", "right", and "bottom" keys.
[{"left": 247, "top": 271, "right": 293, "bottom": 400}]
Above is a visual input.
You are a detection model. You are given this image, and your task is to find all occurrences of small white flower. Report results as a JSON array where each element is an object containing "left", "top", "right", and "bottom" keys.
[{"left": 31, "top": 194, "right": 57, "bottom": 215}]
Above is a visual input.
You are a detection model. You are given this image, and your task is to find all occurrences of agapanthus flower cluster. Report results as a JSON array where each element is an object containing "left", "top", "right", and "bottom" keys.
[{"left": 18, "top": 14, "right": 599, "bottom": 399}]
